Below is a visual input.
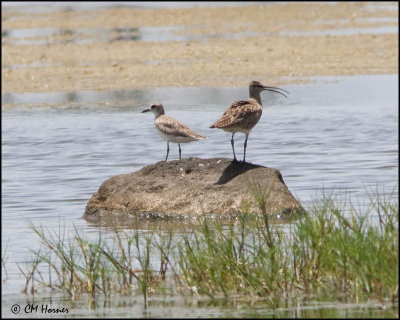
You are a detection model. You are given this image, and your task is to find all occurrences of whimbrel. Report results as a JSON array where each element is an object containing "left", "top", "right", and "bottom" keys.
[
  {"left": 210, "top": 80, "right": 288, "bottom": 162},
  {"left": 142, "top": 103, "right": 205, "bottom": 161}
]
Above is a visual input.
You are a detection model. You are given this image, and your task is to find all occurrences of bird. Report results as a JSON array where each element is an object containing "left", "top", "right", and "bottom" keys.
[
  {"left": 142, "top": 103, "right": 205, "bottom": 161},
  {"left": 210, "top": 80, "right": 288, "bottom": 162}
]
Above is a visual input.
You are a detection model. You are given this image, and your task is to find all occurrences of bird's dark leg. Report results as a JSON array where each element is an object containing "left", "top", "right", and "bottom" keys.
[
  {"left": 178, "top": 143, "right": 181, "bottom": 160},
  {"left": 231, "top": 132, "right": 237, "bottom": 162},
  {"left": 243, "top": 133, "right": 249, "bottom": 163},
  {"left": 166, "top": 141, "right": 170, "bottom": 161}
]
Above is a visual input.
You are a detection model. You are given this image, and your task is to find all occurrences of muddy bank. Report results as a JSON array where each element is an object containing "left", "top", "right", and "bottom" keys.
[
  {"left": 84, "top": 158, "right": 303, "bottom": 221},
  {"left": 2, "top": 2, "right": 398, "bottom": 94}
]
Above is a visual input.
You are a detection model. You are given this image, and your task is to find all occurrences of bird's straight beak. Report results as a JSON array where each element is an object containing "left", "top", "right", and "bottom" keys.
[
  {"left": 141, "top": 108, "right": 150, "bottom": 113},
  {"left": 262, "top": 86, "right": 289, "bottom": 98}
]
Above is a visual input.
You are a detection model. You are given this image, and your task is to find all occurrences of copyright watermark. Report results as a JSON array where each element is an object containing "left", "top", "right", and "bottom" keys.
[
  {"left": 11, "top": 304, "right": 20, "bottom": 314},
  {"left": 10, "top": 304, "right": 69, "bottom": 315}
]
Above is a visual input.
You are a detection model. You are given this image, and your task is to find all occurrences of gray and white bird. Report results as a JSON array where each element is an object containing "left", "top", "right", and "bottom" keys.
[
  {"left": 142, "top": 103, "right": 205, "bottom": 161},
  {"left": 210, "top": 80, "right": 288, "bottom": 162}
]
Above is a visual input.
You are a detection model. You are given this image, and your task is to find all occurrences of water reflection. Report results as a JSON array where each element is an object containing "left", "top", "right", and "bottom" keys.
[{"left": 1, "top": 292, "right": 396, "bottom": 318}]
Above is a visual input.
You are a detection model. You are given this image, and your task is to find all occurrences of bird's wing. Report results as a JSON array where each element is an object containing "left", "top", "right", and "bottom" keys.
[
  {"left": 222, "top": 100, "right": 249, "bottom": 116},
  {"left": 212, "top": 100, "right": 260, "bottom": 128},
  {"left": 156, "top": 116, "right": 205, "bottom": 139}
]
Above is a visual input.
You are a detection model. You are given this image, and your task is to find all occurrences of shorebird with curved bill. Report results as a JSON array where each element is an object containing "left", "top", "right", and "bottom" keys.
[
  {"left": 210, "top": 80, "right": 288, "bottom": 163},
  {"left": 142, "top": 103, "right": 205, "bottom": 161}
]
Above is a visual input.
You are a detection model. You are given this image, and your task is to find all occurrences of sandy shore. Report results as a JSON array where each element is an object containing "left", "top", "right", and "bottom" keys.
[{"left": 2, "top": 2, "right": 398, "bottom": 94}]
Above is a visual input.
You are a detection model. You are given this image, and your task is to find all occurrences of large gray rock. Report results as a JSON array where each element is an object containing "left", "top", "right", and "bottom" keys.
[{"left": 83, "top": 157, "right": 303, "bottom": 221}]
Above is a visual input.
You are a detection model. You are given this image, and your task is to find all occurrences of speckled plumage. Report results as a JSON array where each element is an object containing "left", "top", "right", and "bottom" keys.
[
  {"left": 210, "top": 81, "right": 287, "bottom": 162},
  {"left": 210, "top": 98, "right": 262, "bottom": 133}
]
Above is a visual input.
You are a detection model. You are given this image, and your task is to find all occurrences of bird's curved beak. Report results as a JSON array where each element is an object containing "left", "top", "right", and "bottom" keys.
[
  {"left": 262, "top": 86, "right": 289, "bottom": 98},
  {"left": 141, "top": 108, "right": 150, "bottom": 113}
]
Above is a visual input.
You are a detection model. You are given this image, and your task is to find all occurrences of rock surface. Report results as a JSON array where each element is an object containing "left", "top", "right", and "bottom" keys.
[{"left": 83, "top": 157, "right": 302, "bottom": 221}]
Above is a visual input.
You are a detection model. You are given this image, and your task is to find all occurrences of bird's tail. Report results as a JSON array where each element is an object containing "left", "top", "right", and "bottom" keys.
[{"left": 196, "top": 134, "right": 206, "bottom": 140}]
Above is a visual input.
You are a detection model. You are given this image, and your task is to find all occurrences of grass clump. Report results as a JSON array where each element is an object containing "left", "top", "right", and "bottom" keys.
[
  {"left": 22, "top": 189, "right": 398, "bottom": 310},
  {"left": 28, "top": 223, "right": 172, "bottom": 308}
]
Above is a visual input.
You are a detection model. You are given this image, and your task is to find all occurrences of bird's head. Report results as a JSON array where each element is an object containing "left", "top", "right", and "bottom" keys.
[
  {"left": 249, "top": 80, "right": 288, "bottom": 98},
  {"left": 142, "top": 103, "right": 165, "bottom": 117}
]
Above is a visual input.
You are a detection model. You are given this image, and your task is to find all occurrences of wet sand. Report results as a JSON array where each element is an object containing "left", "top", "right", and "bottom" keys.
[{"left": 2, "top": 2, "right": 398, "bottom": 94}]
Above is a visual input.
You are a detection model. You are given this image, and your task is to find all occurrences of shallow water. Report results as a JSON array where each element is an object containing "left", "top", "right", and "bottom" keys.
[
  {"left": 1, "top": 1, "right": 265, "bottom": 13},
  {"left": 2, "top": 22, "right": 397, "bottom": 47},
  {"left": 1, "top": 293, "right": 397, "bottom": 318},
  {"left": 1, "top": 74, "right": 398, "bottom": 317}
]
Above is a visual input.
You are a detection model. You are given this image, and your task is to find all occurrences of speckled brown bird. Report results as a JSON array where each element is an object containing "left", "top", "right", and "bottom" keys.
[
  {"left": 142, "top": 103, "right": 205, "bottom": 161},
  {"left": 210, "top": 81, "right": 288, "bottom": 162}
]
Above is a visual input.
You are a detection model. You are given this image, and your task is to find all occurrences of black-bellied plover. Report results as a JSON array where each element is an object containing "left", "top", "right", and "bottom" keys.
[
  {"left": 210, "top": 80, "right": 288, "bottom": 162},
  {"left": 142, "top": 103, "right": 205, "bottom": 161}
]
